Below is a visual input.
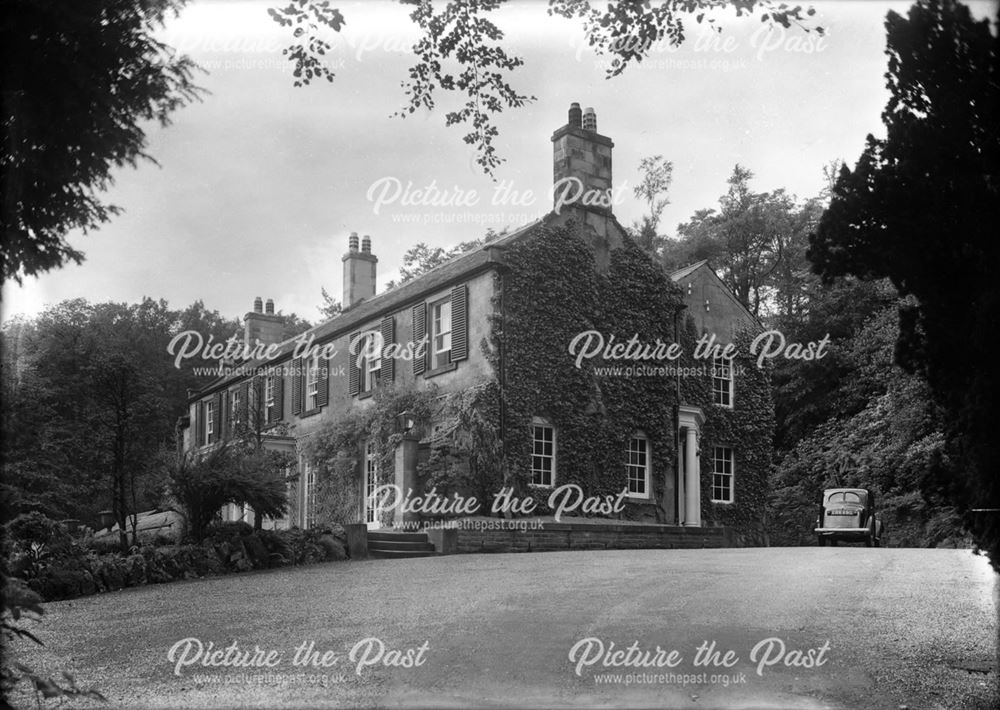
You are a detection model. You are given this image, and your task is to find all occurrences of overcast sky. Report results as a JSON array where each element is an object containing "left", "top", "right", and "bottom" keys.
[{"left": 4, "top": 0, "right": 995, "bottom": 323}]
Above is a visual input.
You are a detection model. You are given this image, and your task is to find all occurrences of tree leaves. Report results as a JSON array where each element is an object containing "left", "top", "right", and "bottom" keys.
[
  {"left": 547, "top": 0, "right": 823, "bottom": 78},
  {"left": 268, "top": 0, "right": 346, "bottom": 87},
  {"left": 806, "top": 0, "right": 1000, "bottom": 566},
  {"left": 268, "top": 0, "right": 821, "bottom": 175},
  {"left": 1, "top": 0, "right": 203, "bottom": 283},
  {"left": 397, "top": 0, "right": 534, "bottom": 175}
]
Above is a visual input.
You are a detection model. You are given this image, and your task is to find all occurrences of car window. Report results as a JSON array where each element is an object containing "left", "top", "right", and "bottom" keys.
[{"left": 825, "top": 491, "right": 866, "bottom": 505}]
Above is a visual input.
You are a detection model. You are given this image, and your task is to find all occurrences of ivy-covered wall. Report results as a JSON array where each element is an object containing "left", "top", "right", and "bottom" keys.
[
  {"left": 295, "top": 218, "right": 774, "bottom": 540},
  {"left": 679, "top": 323, "right": 775, "bottom": 542},
  {"left": 495, "top": 219, "right": 774, "bottom": 537},
  {"left": 495, "top": 220, "right": 684, "bottom": 521}
]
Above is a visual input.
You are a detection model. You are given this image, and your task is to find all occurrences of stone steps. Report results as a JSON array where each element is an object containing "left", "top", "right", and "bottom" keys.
[{"left": 367, "top": 530, "right": 437, "bottom": 559}]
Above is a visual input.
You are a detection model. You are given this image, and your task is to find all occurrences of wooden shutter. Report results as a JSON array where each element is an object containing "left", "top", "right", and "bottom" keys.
[
  {"left": 412, "top": 303, "right": 427, "bottom": 375},
  {"left": 251, "top": 376, "right": 263, "bottom": 428},
  {"left": 291, "top": 359, "right": 303, "bottom": 415},
  {"left": 221, "top": 390, "right": 230, "bottom": 440},
  {"left": 349, "top": 332, "right": 361, "bottom": 396},
  {"left": 272, "top": 373, "right": 284, "bottom": 421},
  {"left": 316, "top": 355, "right": 329, "bottom": 408},
  {"left": 239, "top": 382, "right": 250, "bottom": 427},
  {"left": 450, "top": 284, "right": 468, "bottom": 362},
  {"left": 195, "top": 401, "right": 205, "bottom": 446},
  {"left": 212, "top": 392, "right": 223, "bottom": 444},
  {"left": 381, "top": 315, "right": 395, "bottom": 383}
]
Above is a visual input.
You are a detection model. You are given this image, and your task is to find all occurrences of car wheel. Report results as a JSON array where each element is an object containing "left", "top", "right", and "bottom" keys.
[{"left": 830, "top": 539, "right": 837, "bottom": 547}]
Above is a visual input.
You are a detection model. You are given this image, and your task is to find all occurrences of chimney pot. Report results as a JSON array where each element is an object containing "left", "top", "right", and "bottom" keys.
[
  {"left": 348, "top": 231, "right": 359, "bottom": 252},
  {"left": 343, "top": 233, "right": 378, "bottom": 309},
  {"left": 253, "top": 296, "right": 263, "bottom": 313},
  {"left": 265, "top": 298, "right": 274, "bottom": 315},
  {"left": 551, "top": 105, "right": 614, "bottom": 216},
  {"left": 568, "top": 102, "right": 582, "bottom": 128}
]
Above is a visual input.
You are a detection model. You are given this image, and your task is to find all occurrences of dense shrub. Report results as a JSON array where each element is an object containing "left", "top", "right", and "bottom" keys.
[
  {"left": 5, "top": 513, "right": 352, "bottom": 602},
  {"left": 5, "top": 511, "right": 76, "bottom": 556}
]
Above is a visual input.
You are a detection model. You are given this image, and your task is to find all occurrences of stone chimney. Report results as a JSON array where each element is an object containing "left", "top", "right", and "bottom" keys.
[
  {"left": 244, "top": 296, "right": 284, "bottom": 348},
  {"left": 551, "top": 102, "right": 614, "bottom": 215},
  {"left": 343, "top": 232, "right": 378, "bottom": 309}
]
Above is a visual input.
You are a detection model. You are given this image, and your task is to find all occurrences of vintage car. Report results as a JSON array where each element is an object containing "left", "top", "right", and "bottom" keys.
[{"left": 815, "top": 488, "right": 884, "bottom": 547}]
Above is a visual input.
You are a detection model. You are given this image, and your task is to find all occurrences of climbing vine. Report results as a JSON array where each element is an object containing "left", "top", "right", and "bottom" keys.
[
  {"left": 300, "top": 381, "right": 503, "bottom": 526},
  {"left": 494, "top": 219, "right": 773, "bottom": 535},
  {"left": 494, "top": 221, "right": 683, "bottom": 520},
  {"left": 300, "top": 385, "right": 436, "bottom": 527},
  {"left": 681, "top": 324, "right": 775, "bottom": 542},
  {"left": 300, "top": 220, "right": 773, "bottom": 539}
]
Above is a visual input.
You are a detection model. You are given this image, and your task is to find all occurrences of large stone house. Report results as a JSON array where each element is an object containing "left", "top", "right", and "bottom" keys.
[{"left": 182, "top": 104, "right": 773, "bottom": 541}]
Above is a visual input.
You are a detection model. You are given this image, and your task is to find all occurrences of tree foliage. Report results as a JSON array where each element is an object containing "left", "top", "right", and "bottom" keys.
[
  {"left": 769, "top": 304, "right": 959, "bottom": 548},
  {"left": 1, "top": 0, "right": 202, "bottom": 283},
  {"left": 629, "top": 155, "right": 674, "bottom": 258},
  {"left": 0, "top": 298, "right": 240, "bottom": 539},
  {"left": 318, "top": 287, "right": 343, "bottom": 320},
  {"left": 272, "top": 0, "right": 822, "bottom": 174},
  {"left": 1, "top": 573, "right": 106, "bottom": 706},
  {"left": 384, "top": 227, "right": 507, "bottom": 289},
  {"left": 664, "top": 165, "right": 816, "bottom": 317},
  {"left": 807, "top": 0, "right": 1000, "bottom": 566},
  {"left": 167, "top": 443, "right": 291, "bottom": 542}
]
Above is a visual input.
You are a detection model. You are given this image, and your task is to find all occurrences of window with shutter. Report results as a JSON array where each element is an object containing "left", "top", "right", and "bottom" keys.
[
  {"left": 229, "top": 389, "right": 240, "bottom": 437},
  {"left": 265, "top": 374, "right": 276, "bottom": 422},
  {"left": 272, "top": 374, "right": 284, "bottom": 420},
  {"left": 195, "top": 401, "right": 205, "bottom": 447},
  {"left": 251, "top": 376, "right": 263, "bottom": 428},
  {"left": 291, "top": 359, "right": 303, "bottom": 415},
  {"left": 450, "top": 284, "right": 468, "bottom": 362},
  {"left": 316, "top": 354, "right": 329, "bottom": 408},
  {"left": 412, "top": 304, "right": 426, "bottom": 376},
  {"left": 226, "top": 391, "right": 234, "bottom": 440},
  {"left": 429, "top": 298, "right": 452, "bottom": 370},
  {"left": 305, "top": 355, "right": 321, "bottom": 411},
  {"left": 239, "top": 382, "right": 250, "bottom": 424},
  {"left": 349, "top": 331, "right": 361, "bottom": 396},
  {"left": 213, "top": 392, "right": 223, "bottom": 443},
  {"left": 205, "top": 399, "right": 216, "bottom": 445},
  {"left": 380, "top": 315, "right": 395, "bottom": 383}
]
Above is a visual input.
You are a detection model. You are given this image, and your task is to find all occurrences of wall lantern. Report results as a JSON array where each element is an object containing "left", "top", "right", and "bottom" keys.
[{"left": 395, "top": 410, "right": 415, "bottom": 434}]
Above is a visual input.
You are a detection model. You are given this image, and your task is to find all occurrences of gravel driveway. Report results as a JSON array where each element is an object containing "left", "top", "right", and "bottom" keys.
[{"left": 9, "top": 547, "right": 997, "bottom": 709}]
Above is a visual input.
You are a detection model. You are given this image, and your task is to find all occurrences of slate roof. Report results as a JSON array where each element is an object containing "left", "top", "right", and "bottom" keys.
[
  {"left": 191, "top": 216, "right": 551, "bottom": 399},
  {"left": 668, "top": 259, "right": 709, "bottom": 282}
]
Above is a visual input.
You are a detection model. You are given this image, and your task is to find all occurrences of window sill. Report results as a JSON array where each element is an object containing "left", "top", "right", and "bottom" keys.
[
  {"left": 358, "top": 390, "right": 374, "bottom": 400},
  {"left": 710, "top": 499, "right": 735, "bottom": 505},
  {"left": 528, "top": 482, "right": 554, "bottom": 490},
  {"left": 626, "top": 494, "right": 654, "bottom": 503},
  {"left": 299, "top": 407, "right": 323, "bottom": 419},
  {"left": 424, "top": 362, "right": 458, "bottom": 379}
]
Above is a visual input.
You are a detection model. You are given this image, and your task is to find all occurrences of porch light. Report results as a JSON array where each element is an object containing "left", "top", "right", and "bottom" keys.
[{"left": 396, "top": 410, "right": 415, "bottom": 434}]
